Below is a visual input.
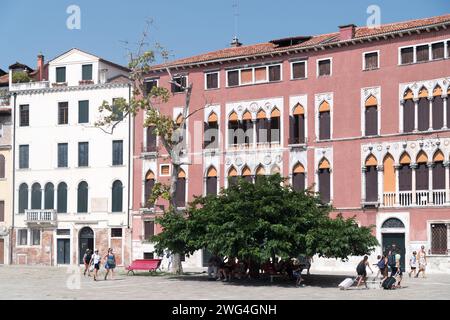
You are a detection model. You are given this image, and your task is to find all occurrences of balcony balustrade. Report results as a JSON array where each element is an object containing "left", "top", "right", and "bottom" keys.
[
  {"left": 25, "top": 209, "right": 57, "bottom": 225},
  {"left": 382, "top": 189, "right": 447, "bottom": 207}
]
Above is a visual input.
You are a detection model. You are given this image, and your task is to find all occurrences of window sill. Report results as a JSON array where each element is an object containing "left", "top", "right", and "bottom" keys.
[
  {"left": 398, "top": 57, "right": 448, "bottom": 67},
  {"left": 226, "top": 79, "right": 283, "bottom": 89},
  {"left": 317, "top": 74, "right": 331, "bottom": 78},
  {"left": 362, "top": 67, "right": 379, "bottom": 72},
  {"left": 76, "top": 166, "right": 90, "bottom": 168},
  {"left": 111, "top": 164, "right": 125, "bottom": 167},
  {"left": 290, "top": 77, "right": 308, "bottom": 81},
  {"left": 205, "top": 87, "right": 220, "bottom": 91},
  {"left": 55, "top": 166, "right": 69, "bottom": 169},
  {"left": 17, "top": 168, "right": 30, "bottom": 171}
]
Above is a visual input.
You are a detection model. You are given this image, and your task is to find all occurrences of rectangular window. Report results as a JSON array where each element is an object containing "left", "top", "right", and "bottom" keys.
[
  {"left": 416, "top": 45, "right": 429, "bottom": 62},
  {"left": 0, "top": 201, "right": 4, "bottom": 222},
  {"left": 112, "top": 98, "right": 124, "bottom": 121},
  {"left": 365, "top": 106, "right": 378, "bottom": 136},
  {"left": 112, "top": 140, "right": 123, "bottom": 166},
  {"left": 317, "top": 59, "right": 331, "bottom": 76},
  {"left": 20, "top": 105, "right": 29, "bottom": 127},
  {"left": 31, "top": 229, "right": 40, "bottom": 246},
  {"left": 57, "top": 143, "right": 68, "bottom": 168},
  {"left": 56, "top": 67, "right": 66, "bottom": 83},
  {"left": 431, "top": 42, "right": 445, "bottom": 60},
  {"left": 431, "top": 223, "right": 448, "bottom": 255},
  {"left": 171, "top": 76, "right": 187, "bottom": 93},
  {"left": 268, "top": 65, "right": 281, "bottom": 82},
  {"left": 400, "top": 47, "right": 414, "bottom": 64},
  {"left": 227, "top": 70, "right": 239, "bottom": 87},
  {"left": 143, "top": 252, "right": 154, "bottom": 259},
  {"left": 58, "top": 102, "right": 69, "bottom": 125},
  {"left": 78, "top": 100, "right": 89, "bottom": 123},
  {"left": 144, "top": 79, "right": 158, "bottom": 96},
  {"left": 19, "top": 145, "right": 29, "bottom": 169},
  {"left": 365, "top": 166, "right": 378, "bottom": 202},
  {"left": 205, "top": 72, "right": 219, "bottom": 89},
  {"left": 160, "top": 164, "right": 170, "bottom": 176},
  {"left": 78, "top": 142, "right": 89, "bottom": 167},
  {"left": 56, "top": 229, "right": 70, "bottom": 236},
  {"left": 18, "top": 229, "right": 27, "bottom": 246},
  {"left": 254, "top": 67, "right": 267, "bottom": 82},
  {"left": 144, "top": 221, "right": 155, "bottom": 240},
  {"left": 319, "top": 112, "right": 331, "bottom": 140},
  {"left": 292, "top": 61, "right": 306, "bottom": 79},
  {"left": 82, "top": 64, "right": 93, "bottom": 80},
  {"left": 240, "top": 69, "right": 253, "bottom": 85},
  {"left": 111, "top": 228, "right": 122, "bottom": 238},
  {"left": 364, "top": 52, "right": 379, "bottom": 70}
]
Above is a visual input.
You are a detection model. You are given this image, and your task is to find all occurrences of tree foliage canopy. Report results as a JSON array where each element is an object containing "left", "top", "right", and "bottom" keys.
[{"left": 152, "top": 175, "right": 379, "bottom": 263}]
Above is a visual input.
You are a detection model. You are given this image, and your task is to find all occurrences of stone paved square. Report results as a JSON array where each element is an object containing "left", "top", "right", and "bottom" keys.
[{"left": 0, "top": 265, "right": 449, "bottom": 300}]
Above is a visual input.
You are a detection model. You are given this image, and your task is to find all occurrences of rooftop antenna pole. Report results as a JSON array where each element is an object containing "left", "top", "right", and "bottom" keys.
[{"left": 231, "top": 0, "right": 241, "bottom": 47}]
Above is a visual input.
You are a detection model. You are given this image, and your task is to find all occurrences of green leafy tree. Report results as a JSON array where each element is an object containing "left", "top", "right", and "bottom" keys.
[{"left": 152, "top": 175, "right": 378, "bottom": 276}]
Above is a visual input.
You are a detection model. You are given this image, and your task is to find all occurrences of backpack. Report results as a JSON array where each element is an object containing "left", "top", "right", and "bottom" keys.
[
  {"left": 377, "top": 258, "right": 386, "bottom": 269},
  {"left": 382, "top": 276, "right": 396, "bottom": 289},
  {"left": 85, "top": 254, "right": 92, "bottom": 263}
]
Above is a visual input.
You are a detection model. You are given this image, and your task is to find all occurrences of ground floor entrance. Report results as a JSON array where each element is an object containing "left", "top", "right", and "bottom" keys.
[
  {"left": 57, "top": 239, "right": 70, "bottom": 265},
  {"left": 382, "top": 233, "right": 406, "bottom": 271},
  {"left": 78, "top": 227, "right": 94, "bottom": 264}
]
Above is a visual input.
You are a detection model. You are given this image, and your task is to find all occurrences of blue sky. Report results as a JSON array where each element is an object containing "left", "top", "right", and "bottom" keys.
[{"left": 0, "top": 0, "right": 448, "bottom": 70}]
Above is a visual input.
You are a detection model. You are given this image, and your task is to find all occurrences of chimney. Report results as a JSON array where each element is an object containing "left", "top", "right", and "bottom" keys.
[
  {"left": 338, "top": 24, "right": 356, "bottom": 41},
  {"left": 230, "top": 36, "right": 242, "bottom": 47},
  {"left": 37, "top": 53, "right": 44, "bottom": 81}
]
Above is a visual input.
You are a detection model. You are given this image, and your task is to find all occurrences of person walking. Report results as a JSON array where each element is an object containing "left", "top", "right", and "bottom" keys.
[
  {"left": 82, "top": 249, "right": 92, "bottom": 277},
  {"left": 90, "top": 249, "right": 101, "bottom": 281},
  {"left": 415, "top": 245, "right": 427, "bottom": 278},
  {"left": 104, "top": 248, "right": 116, "bottom": 280},
  {"left": 375, "top": 255, "right": 388, "bottom": 281},
  {"left": 387, "top": 250, "right": 397, "bottom": 276},
  {"left": 408, "top": 251, "right": 417, "bottom": 277},
  {"left": 356, "top": 256, "right": 373, "bottom": 288}
]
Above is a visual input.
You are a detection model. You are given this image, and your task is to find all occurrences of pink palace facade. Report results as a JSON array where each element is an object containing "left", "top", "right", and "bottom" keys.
[{"left": 132, "top": 14, "right": 450, "bottom": 272}]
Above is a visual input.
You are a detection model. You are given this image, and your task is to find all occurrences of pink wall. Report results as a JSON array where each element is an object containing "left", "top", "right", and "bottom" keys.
[{"left": 132, "top": 29, "right": 450, "bottom": 240}]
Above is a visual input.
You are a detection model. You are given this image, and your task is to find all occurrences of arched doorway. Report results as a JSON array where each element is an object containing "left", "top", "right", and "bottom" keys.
[
  {"left": 79, "top": 227, "right": 94, "bottom": 264},
  {"left": 381, "top": 218, "right": 406, "bottom": 271}
]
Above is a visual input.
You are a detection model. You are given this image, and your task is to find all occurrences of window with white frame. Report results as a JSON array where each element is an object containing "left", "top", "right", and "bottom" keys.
[
  {"left": 144, "top": 78, "right": 158, "bottom": 96},
  {"left": 31, "top": 229, "right": 40, "bottom": 246},
  {"left": 160, "top": 164, "right": 170, "bottom": 176},
  {"left": 363, "top": 51, "right": 379, "bottom": 70},
  {"left": 171, "top": 75, "right": 187, "bottom": 93},
  {"left": 226, "top": 63, "right": 282, "bottom": 87},
  {"left": 317, "top": 58, "right": 331, "bottom": 77},
  {"left": 18, "top": 229, "right": 28, "bottom": 246},
  {"left": 431, "top": 223, "right": 448, "bottom": 255},
  {"left": 291, "top": 61, "right": 307, "bottom": 79},
  {"left": 205, "top": 71, "right": 219, "bottom": 90},
  {"left": 399, "top": 40, "right": 449, "bottom": 65}
]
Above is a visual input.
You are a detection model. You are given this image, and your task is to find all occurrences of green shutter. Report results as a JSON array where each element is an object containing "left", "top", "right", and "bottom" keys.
[{"left": 82, "top": 64, "right": 93, "bottom": 81}]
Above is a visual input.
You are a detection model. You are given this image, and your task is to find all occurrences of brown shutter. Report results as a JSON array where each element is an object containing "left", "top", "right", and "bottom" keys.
[
  {"left": 0, "top": 201, "right": 4, "bottom": 222},
  {"left": 399, "top": 165, "right": 412, "bottom": 191},
  {"left": 432, "top": 42, "right": 445, "bottom": 60},
  {"left": 401, "top": 47, "right": 414, "bottom": 64},
  {"left": 292, "top": 173, "right": 305, "bottom": 191},
  {"left": 0, "top": 155, "right": 5, "bottom": 179},
  {"left": 365, "top": 166, "right": 378, "bottom": 202},
  {"left": 415, "top": 163, "right": 429, "bottom": 190},
  {"left": 175, "top": 178, "right": 186, "bottom": 207},
  {"left": 298, "top": 115, "right": 305, "bottom": 143},
  {"left": 206, "top": 177, "right": 217, "bottom": 195},
  {"left": 431, "top": 224, "right": 447, "bottom": 254},
  {"left": 228, "top": 71, "right": 239, "bottom": 86},
  {"left": 268, "top": 65, "right": 281, "bottom": 81},
  {"left": 403, "top": 99, "right": 415, "bottom": 133},
  {"left": 418, "top": 98, "right": 429, "bottom": 131},
  {"left": 319, "top": 169, "right": 330, "bottom": 203},
  {"left": 144, "top": 221, "right": 155, "bottom": 240},
  {"left": 365, "top": 106, "right": 378, "bottom": 136},
  {"left": 432, "top": 97, "right": 444, "bottom": 130},
  {"left": 293, "top": 62, "right": 305, "bottom": 79},
  {"left": 365, "top": 52, "right": 378, "bottom": 69},
  {"left": 289, "top": 116, "right": 294, "bottom": 144},
  {"left": 416, "top": 45, "right": 429, "bottom": 62},
  {"left": 319, "top": 111, "right": 330, "bottom": 140},
  {"left": 318, "top": 60, "right": 330, "bottom": 76},
  {"left": 433, "top": 162, "right": 445, "bottom": 190},
  {"left": 270, "top": 117, "right": 280, "bottom": 143},
  {"left": 146, "top": 126, "right": 157, "bottom": 152}
]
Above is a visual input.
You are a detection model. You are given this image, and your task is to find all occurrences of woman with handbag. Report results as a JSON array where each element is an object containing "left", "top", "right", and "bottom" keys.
[{"left": 104, "top": 248, "right": 116, "bottom": 280}]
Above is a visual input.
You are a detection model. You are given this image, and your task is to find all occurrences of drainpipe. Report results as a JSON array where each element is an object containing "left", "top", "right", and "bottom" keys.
[
  {"left": 10, "top": 92, "right": 17, "bottom": 265},
  {"left": 127, "top": 83, "right": 132, "bottom": 263}
]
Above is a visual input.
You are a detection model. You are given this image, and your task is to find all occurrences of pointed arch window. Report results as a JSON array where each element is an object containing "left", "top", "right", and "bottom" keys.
[
  {"left": 292, "top": 163, "right": 305, "bottom": 191},
  {"left": 175, "top": 169, "right": 186, "bottom": 207},
  {"left": 112, "top": 180, "right": 123, "bottom": 212},
  {"left": 270, "top": 108, "right": 280, "bottom": 144},
  {"left": 44, "top": 183, "right": 54, "bottom": 209},
  {"left": 255, "top": 165, "right": 266, "bottom": 183},
  {"left": 77, "top": 181, "right": 88, "bottom": 213},
  {"left": 403, "top": 89, "right": 414, "bottom": 133},
  {"left": 144, "top": 170, "right": 155, "bottom": 208},
  {"left": 318, "top": 101, "right": 330, "bottom": 140},
  {"left": 242, "top": 166, "right": 253, "bottom": 183},
  {"left": 432, "top": 151, "right": 445, "bottom": 191},
  {"left": 31, "top": 183, "right": 42, "bottom": 209},
  {"left": 318, "top": 158, "right": 331, "bottom": 203},
  {"left": 290, "top": 104, "right": 305, "bottom": 144},
  {"left": 146, "top": 125, "right": 157, "bottom": 152},
  {"left": 365, "top": 154, "right": 378, "bottom": 202},
  {"left": 256, "top": 110, "right": 268, "bottom": 143},
  {"left": 18, "top": 183, "right": 28, "bottom": 214},
  {"left": 242, "top": 111, "right": 253, "bottom": 145},
  {"left": 418, "top": 87, "right": 429, "bottom": 132},
  {"left": 57, "top": 182, "right": 67, "bottom": 213},
  {"left": 204, "top": 112, "right": 219, "bottom": 149},
  {"left": 415, "top": 151, "right": 429, "bottom": 191},
  {"left": 399, "top": 153, "right": 412, "bottom": 191},
  {"left": 432, "top": 86, "right": 444, "bottom": 130},
  {"left": 228, "top": 166, "right": 238, "bottom": 186},
  {"left": 228, "top": 111, "right": 239, "bottom": 146},
  {"left": 206, "top": 167, "right": 218, "bottom": 195},
  {"left": 365, "top": 95, "right": 378, "bottom": 136}
]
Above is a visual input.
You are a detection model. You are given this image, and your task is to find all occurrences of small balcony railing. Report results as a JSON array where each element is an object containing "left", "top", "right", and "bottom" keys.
[
  {"left": 25, "top": 210, "right": 57, "bottom": 225},
  {"left": 382, "top": 190, "right": 447, "bottom": 207}
]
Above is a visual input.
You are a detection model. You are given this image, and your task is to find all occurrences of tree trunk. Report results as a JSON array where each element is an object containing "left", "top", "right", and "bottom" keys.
[{"left": 169, "top": 162, "right": 183, "bottom": 274}]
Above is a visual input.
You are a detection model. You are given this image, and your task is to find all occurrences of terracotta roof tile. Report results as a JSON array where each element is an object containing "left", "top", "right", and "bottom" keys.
[{"left": 154, "top": 14, "right": 450, "bottom": 70}]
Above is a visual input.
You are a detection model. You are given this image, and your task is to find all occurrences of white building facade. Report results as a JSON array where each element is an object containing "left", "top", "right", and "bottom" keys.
[{"left": 11, "top": 49, "right": 132, "bottom": 266}]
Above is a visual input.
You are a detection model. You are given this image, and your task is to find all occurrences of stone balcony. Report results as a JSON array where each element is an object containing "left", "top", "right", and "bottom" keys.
[
  {"left": 10, "top": 81, "right": 50, "bottom": 91},
  {"left": 382, "top": 189, "right": 447, "bottom": 207},
  {"left": 25, "top": 209, "right": 57, "bottom": 226}
]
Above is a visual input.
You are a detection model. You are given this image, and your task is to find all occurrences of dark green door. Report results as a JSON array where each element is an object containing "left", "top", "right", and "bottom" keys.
[
  {"left": 79, "top": 227, "right": 94, "bottom": 264},
  {"left": 382, "top": 233, "right": 405, "bottom": 271},
  {"left": 57, "top": 239, "right": 70, "bottom": 264}
]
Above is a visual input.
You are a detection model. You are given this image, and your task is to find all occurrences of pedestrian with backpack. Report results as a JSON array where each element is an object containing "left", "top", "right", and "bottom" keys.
[
  {"left": 387, "top": 250, "right": 397, "bottom": 276},
  {"left": 83, "top": 249, "right": 92, "bottom": 277},
  {"left": 376, "top": 255, "right": 388, "bottom": 281}
]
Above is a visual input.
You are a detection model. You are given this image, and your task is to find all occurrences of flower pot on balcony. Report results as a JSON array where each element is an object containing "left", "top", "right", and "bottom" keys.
[{"left": 79, "top": 80, "right": 94, "bottom": 85}]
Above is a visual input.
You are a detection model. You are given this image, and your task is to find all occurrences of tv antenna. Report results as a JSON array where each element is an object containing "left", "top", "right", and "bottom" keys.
[{"left": 231, "top": 0, "right": 241, "bottom": 46}]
